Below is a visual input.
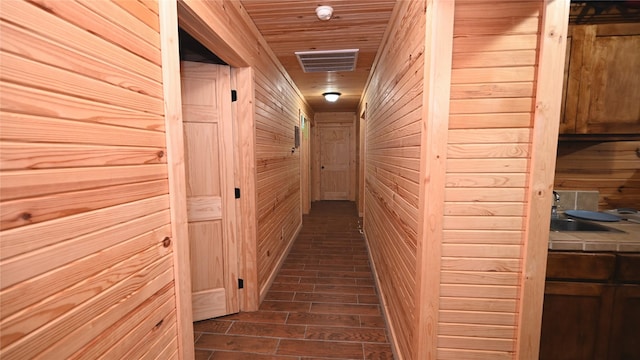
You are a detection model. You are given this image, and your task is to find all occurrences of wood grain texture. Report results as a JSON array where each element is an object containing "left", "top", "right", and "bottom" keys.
[
  {"left": 180, "top": 60, "right": 239, "bottom": 321},
  {"left": 562, "top": 22, "right": 640, "bottom": 134},
  {"left": 516, "top": 1, "right": 569, "bottom": 359},
  {"left": 232, "top": 67, "right": 260, "bottom": 311},
  {"left": 0, "top": 179, "right": 168, "bottom": 230},
  {"left": 160, "top": 3, "right": 196, "bottom": 350},
  {"left": 0, "top": 0, "right": 161, "bottom": 82},
  {"left": 0, "top": 1, "right": 181, "bottom": 359},
  {"left": 69, "top": 285, "right": 175, "bottom": 359},
  {"left": 554, "top": 140, "right": 640, "bottom": 209},
  {"left": 442, "top": 1, "right": 556, "bottom": 359},
  {"left": 242, "top": 0, "right": 396, "bottom": 111},
  {"left": 178, "top": 0, "right": 314, "bottom": 304},
  {"left": 415, "top": 2, "right": 455, "bottom": 360},
  {"left": 359, "top": 1, "right": 426, "bottom": 358}
]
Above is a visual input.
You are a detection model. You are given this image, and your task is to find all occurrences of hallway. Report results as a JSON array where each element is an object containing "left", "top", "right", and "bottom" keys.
[{"left": 193, "top": 201, "right": 394, "bottom": 359}]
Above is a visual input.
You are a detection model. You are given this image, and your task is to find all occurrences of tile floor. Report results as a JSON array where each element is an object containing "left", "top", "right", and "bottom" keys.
[{"left": 193, "top": 201, "right": 394, "bottom": 360}]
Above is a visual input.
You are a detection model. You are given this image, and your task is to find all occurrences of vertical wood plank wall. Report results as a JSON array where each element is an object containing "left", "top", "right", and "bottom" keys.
[
  {"left": 359, "top": 1, "right": 426, "bottom": 357},
  {"left": 0, "top": 0, "right": 180, "bottom": 358},
  {"left": 360, "top": 1, "right": 555, "bottom": 359},
  {"left": 554, "top": 140, "right": 640, "bottom": 209},
  {"left": 177, "top": 0, "right": 314, "bottom": 300}
]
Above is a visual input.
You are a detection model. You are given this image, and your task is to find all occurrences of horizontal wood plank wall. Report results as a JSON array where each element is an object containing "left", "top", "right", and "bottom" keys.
[
  {"left": 555, "top": 140, "right": 640, "bottom": 209},
  {"left": 441, "top": 1, "right": 542, "bottom": 359},
  {"left": 359, "top": 1, "right": 425, "bottom": 358},
  {"left": 178, "top": 0, "right": 314, "bottom": 300},
  {"left": 312, "top": 112, "right": 357, "bottom": 201},
  {"left": 0, "top": 0, "right": 179, "bottom": 359}
]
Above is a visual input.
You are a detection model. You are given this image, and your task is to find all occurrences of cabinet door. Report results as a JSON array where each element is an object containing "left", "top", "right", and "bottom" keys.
[
  {"left": 609, "top": 254, "right": 640, "bottom": 360},
  {"left": 540, "top": 281, "right": 614, "bottom": 360},
  {"left": 560, "top": 29, "right": 578, "bottom": 134},
  {"left": 608, "top": 285, "right": 640, "bottom": 360},
  {"left": 566, "top": 23, "right": 640, "bottom": 134}
]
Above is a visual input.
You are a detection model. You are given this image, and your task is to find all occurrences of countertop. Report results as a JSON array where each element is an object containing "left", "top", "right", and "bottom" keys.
[{"left": 549, "top": 217, "right": 640, "bottom": 252}]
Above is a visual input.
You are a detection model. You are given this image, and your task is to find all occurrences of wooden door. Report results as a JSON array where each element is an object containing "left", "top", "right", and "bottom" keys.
[
  {"left": 319, "top": 125, "right": 351, "bottom": 200},
  {"left": 181, "top": 61, "right": 238, "bottom": 321}
]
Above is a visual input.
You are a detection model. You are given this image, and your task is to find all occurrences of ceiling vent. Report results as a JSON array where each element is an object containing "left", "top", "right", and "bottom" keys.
[{"left": 295, "top": 49, "right": 359, "bottom": 73}]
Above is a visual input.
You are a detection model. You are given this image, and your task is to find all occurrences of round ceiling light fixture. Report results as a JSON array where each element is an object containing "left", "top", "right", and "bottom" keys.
[
  {"left": 322, "top": 92, "right": 341, "bottom": 102},
  {"left": 315, "top": 5, "right": 334, "bottom": 21}
]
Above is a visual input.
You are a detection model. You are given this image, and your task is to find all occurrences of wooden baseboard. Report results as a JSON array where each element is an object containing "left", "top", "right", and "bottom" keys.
[
  {"left": 259, "top": 221, "right": 303, "bottom": 302},
  {"left": 362, "top": 228, "right": 403, "bottom": 360}
]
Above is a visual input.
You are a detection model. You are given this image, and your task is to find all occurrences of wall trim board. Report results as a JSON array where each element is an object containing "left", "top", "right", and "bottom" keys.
[
  {"left": 232, "top": 66, "right": 260, "bottom": 311},
  {"left": 357, "top": 107, "right": 366, "bottom": 217},
  {"left": 362, "top": 227, "right": 402, "bottom": 360},
  {"left": 516, "top": 1, "right": 570, "bottom": 358},
  {"left": 300, "top": 109, "right": 312, "bottom": 215},
  {"left": 258, "top": 221, "right": 302, "bottom": 302},
  {"left": 177, "top": 0, "right": 247, "bottom": 67},
  {"left": 415, "top": 1, "right": 455, "bottom": 359},
  {"left": 159, "top": 1, "right": 194, "bottom": 359}
]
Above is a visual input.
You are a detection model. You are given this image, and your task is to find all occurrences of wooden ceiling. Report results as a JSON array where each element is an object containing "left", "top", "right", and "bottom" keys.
[{"left": 241, "top": 0, "right": 397, "bottom": 112}]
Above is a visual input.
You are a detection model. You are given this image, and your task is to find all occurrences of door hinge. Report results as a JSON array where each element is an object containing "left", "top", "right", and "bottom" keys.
[
  {"left": 238, "top": 278, "right": 244, "bottom": 289},
  {"left": 235, "top": 188, "right": 241, "bottom": 199},
  {"left": 231, "top": 90, "right": 237, "bottom": 102}
]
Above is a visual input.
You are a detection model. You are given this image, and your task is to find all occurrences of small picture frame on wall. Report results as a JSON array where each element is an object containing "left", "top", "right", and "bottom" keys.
[{"left": 294, "top": 125, "right": 300, "bottom": 148}]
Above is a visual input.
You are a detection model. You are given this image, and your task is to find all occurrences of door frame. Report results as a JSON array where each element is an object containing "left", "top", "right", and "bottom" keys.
[
  {"left": 159, "top": 1, "right": 259, "bottom": 359},
  {"left": 300, "top": 111, "right": 312, "bottom": 214},
  {"left": 318, "top": 124, "right": 352, "bottom": 200},
  {"left": 312, "top": 121, "right": 357, "bottom": 201}
]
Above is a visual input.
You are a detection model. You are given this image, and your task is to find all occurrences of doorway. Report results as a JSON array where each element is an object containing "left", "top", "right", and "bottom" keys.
[
  {"left": 179, "top": 30, "right": 239, "bottom": 321},
  {"left": 318, "top": 125, "right": 352, "bottom": 200}
]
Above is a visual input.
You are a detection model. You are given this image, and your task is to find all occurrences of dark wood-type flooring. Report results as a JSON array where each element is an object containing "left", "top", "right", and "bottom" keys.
[{"left": 194, "top": 201, "right": 394, "bottom": 359}]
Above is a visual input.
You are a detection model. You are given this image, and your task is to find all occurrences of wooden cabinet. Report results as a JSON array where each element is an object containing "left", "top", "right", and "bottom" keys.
[
  {"left": 540, "top": 252, "right": 615, "bottom": 360},
  {"left": 608, "top": 253, "right": 640, "bottom": 360},
  {"left": 609, "top": 285, "right": 640, "bottom": 359},
  {"left": 560, "top": 23, "right": 640, "bottom": 134},
  {"left": 540, "top": 252, "right": 640, "bottom": 360}
]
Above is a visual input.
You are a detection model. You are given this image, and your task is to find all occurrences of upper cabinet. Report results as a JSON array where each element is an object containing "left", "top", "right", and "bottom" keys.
[{"left": 561, "top": 22, "right": 640, "bottom": 134}]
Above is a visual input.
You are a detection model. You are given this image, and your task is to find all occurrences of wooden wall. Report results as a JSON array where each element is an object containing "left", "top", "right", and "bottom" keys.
[
  {"left": 178, "top": 0, "right": 314, "bottom": 300},
  {"left": 360, "top": 1, "right": 566, "bottom": 359},
  {"left": 440, "top": 2, "right": 543, "bottom": 358},
  {"left": 1, "top": 0, "right": 182, "bottom": 358},
  {"left": 555, "top": 140, "right": 640, "bottom": 209},
  {"left": 359, "top": 0, "right": 426, "bottom": 357}
]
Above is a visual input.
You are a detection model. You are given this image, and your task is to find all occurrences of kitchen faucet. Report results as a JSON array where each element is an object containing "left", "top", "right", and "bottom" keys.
[{"left": 551, "top": 191, "right": 560, "bottom": 218}]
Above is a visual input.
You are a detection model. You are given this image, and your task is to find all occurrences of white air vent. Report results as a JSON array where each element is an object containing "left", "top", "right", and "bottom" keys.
[{"left": 295, "top": 49, "right": 359, "bottom": 73}]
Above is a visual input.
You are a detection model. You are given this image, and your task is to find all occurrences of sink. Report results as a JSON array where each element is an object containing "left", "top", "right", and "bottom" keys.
[{"left": 550, "top": 218, "right": 624, "bottom": 232}]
